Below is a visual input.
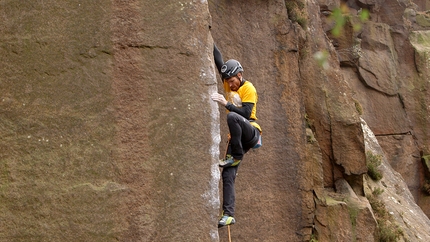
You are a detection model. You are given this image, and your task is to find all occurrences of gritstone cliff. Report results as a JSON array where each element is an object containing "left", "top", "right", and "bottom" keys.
[{"left": 1, "top": 0, "right": 430, "bottom": 241}]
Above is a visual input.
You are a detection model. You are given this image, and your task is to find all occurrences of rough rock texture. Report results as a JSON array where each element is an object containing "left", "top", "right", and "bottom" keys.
[
  {"left": 209, "top": 1, "right": 308, "bottom": 241},
  {"left": 1, "top": 1, "right": 220, "bottom": 241},
  {"left": 362, "top": 119, "right": 430, "bottom": 241},
  {"left": 1, "top": 0, "right": 430, "bottom": 241}
]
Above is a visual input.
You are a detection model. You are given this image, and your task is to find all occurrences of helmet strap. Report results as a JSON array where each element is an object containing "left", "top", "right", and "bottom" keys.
[{"left": 239, "top": 77, "right": 245, "bottom": 87}]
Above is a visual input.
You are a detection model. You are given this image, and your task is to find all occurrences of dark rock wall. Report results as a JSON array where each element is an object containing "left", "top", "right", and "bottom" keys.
[{"left": 209, "top": 1, "right": 308, "bottom": 241}]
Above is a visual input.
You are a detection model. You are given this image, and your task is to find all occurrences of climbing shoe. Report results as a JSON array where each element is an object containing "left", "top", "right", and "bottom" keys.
[
  {"left": 219, "top": 155, "right": 241, "bottom": 168},
  {"left": 218, "top": 215, "right": 236, "bottom": 227}
]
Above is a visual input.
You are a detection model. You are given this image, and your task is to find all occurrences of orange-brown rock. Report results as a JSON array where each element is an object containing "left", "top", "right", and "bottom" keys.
[{"left": 1, "top": 0, "right": 430, "bottom": 241}]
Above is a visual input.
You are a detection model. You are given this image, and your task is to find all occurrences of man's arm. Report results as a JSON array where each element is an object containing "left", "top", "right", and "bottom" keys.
[
  {"left": 226, "top": 102, "right": 254, "bottom": 119},
  {"left": 211, "top": 93, "right": 254, "bottom": 119},
  {"left": 213, "top": 44, "right": 224, "bottom": 74}
]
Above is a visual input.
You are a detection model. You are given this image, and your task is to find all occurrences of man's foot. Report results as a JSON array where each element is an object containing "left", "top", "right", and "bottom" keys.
[
  {"left": 218, "top": 215, "right": 236, "bottom": 227},
  {"left": 219, "top": 155, "right": 241, "bottom": 167}
]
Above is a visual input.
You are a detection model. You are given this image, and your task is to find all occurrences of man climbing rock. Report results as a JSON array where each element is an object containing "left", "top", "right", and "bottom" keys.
[{"left": 211, "top": 44, "right": 262, "bottom": 227}]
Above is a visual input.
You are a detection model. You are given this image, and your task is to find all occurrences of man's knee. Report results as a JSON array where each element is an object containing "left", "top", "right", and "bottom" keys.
[
  {"left": 227, "top": 112, "right": 247, "bottom": 125},
  {"left": 227, "top": 112, "right": 239, "bottom": 121}
]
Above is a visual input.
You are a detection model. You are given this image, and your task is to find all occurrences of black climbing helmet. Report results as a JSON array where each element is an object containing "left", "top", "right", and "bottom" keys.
[{"left": 221, "top": 59, "right": 243, "bottom": 79}]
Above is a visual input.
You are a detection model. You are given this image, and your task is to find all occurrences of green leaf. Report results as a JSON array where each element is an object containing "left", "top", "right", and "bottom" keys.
[{"left": 359, "top": 9, "right": 369, "bottom": 22}]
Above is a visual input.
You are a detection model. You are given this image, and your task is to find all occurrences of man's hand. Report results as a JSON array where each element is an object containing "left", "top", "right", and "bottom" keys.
[{"left": 211, "top": 93, "right": 228, "bottom": 106}]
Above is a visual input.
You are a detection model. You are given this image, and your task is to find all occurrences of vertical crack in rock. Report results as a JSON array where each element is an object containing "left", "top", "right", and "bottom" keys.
[{"left": 200, "top": 40, "right": 221, "bottom": 241}]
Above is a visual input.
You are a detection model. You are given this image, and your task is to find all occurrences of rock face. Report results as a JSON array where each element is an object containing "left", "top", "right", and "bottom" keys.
[
  {"left": 1, "top": 0, "right": 430, "bottom": 241},
  {"left": 1, "top": 1, "right": 220, "bottom": 241}
]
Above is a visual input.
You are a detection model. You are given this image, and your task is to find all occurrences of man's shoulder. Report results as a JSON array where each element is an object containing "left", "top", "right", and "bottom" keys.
[
  {"left": 241, "top": 80, "right": 256, "bottom": 92},
  {"left": 244, "top": 79, "right": 254, "bottom": 85},
  {"left": 238, "top": 80, "right": 257, "bottom": 103}
]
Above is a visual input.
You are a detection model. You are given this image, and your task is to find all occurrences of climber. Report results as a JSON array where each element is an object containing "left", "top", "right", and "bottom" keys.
[{"left": 211, "top": 44, "right": 262, "bottom": 228}]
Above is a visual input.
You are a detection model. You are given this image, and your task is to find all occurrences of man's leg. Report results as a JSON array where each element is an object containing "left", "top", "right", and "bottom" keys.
[
  {"left": 227, "top": 112, "right": 259, "bottom": 160},
  {"left": 222, "top": 165, "right": 239, "bottom": 217}
]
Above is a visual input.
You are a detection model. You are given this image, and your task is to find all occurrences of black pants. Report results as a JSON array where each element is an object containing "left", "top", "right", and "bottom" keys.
[
  {"left": 222, "top": 112, "right": 260, "bottom": 217},
  {"left": 227, "top": 112, "right": 259, "bottom": 160}
]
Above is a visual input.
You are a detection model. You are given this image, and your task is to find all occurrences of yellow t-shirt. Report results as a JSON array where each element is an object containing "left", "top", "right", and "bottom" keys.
[{"left": 223, "top": 80, "right": 262, "bottom": 132}]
